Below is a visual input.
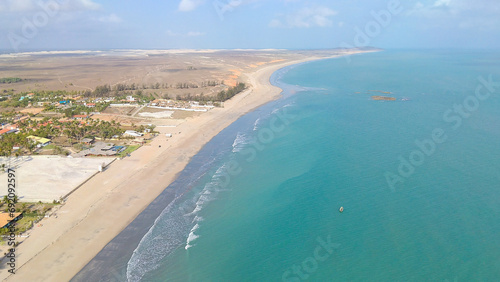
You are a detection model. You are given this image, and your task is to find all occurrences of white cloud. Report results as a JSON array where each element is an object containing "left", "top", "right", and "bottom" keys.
[
  {"left": 0, "top": 0, "right": 100, "bottom": 12},
  {"left": 269, "top": 6, "right": 337, "bottom": 28},
  {"left": 99, "top": 14, "right": 122, "bottom": 23},
  {"left": 178, "top": 0, "right": 205, "bottom": 12},
  {"left": 408, "top": 0, "right": 500, "bottom": 16},
  {"left": 9, "top": 0, "right": 36, "bottom": 12},
  {"left": 407, "top": 0, "right": 500, "bottom": 29}
]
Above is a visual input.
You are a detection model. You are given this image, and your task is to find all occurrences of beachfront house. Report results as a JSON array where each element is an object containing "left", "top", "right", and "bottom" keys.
[{"left": 124, "top": 130, "right": 144, "bottom": 137}]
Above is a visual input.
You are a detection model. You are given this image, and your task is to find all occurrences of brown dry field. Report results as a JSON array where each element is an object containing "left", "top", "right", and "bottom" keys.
[
  {"left": 102, "top": 106, "right": 137, "bottom": 115},
  {"left": 20, "top": 107, "right": 44, "bottom": 114},
  {"left": 0, "top": 49, "right": 354, "bottom": 98}
]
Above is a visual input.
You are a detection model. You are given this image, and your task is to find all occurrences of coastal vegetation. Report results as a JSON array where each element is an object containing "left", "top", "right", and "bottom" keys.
[
  {"left": 0, "top": 79, "right": 245, "bottom": 110},
  {"left": 0, "top": 78, "right": 23, "bottom": 84},
  {"left": 0, "top": 131, "right": 35, "bottom": 157},
  {"left": 217, "top": 82, "right": 247, "bottom": 102},
  {"left": 0, "top": 198, "right": 60, "bottom": 237},
  {"left": 0, "top": 77, "right": 248, "bottom": 158},
  {"left": 0, "top": 117, "right": 127, "bottom": 157},
  {"left": 118, "top": 145, "right": 140, "bottom": 158},
  {"left": 165, "top": 82, "right": 247, "bottom": 105}
]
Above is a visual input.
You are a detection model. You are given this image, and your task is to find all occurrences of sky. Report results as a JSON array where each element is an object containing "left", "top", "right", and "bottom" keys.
[{"left": 0, "top": 0, "right": 499, "bottom": 52}]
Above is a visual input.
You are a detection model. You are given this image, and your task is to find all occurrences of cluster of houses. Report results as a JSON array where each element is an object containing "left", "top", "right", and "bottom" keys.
[
  {"left": 149, "top": 99, "right": 214, "bottom": 112},
  {"left": 34, "top": 95, "right": 115, "bottom": 109},
  {"left": 0, "top": 123, "right": 52, "bottom": 152},
  {"left": 0, "top": 112, "right": 96, "bottom": 153},
  {"left": 0, "top": 124, "right": 19, "bottom": 136},
  {"left": 17, "top": 92, "right": 217, "bottom": 116},
  {"left": 0, "top": 115, "right": 31, "bottom": 137}
]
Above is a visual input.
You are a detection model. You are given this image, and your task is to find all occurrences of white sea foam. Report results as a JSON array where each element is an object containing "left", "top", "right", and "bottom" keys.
[
  {"left": 232, "top": 132, "right": 251, "bottom": 153},
  {"left": 192, "top": 215, "right": 204, "bottom": 224},
  {"left": 126, "top": 199, "right": 186, "bottom": 282},
  {"left": 184, "top": 184, "right": 216, "bottom": 217},
  {"left": 126, "top": 160, "right": 231, "bottom": 281},
  {"left": 253, "top": 118, "right": 261, "bottom": 131},
  {"left": 271, "top": 101, "right": 295, "bottom": 115},
  {"left": 185, "top": 223, "right": 200, "bottom": 250}
]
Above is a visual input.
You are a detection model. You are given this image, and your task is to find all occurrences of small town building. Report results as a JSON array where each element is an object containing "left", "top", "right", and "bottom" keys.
[
  {"left": 27, "top": 135, "right": 51, "bottom": 147},
  {"left": 81, "top": 138, "right": 95, "bottom": 145},
  {"left": 0, "top": 124, "right": 19, "bottom": 136},
  {"left": 124, "top": 130, "right": 144, "bottom": 137},
  {"left": 101, "top": 145, "right": 114, "bottom": 151},
  {"left": 73, "top": 115, "right": 89, "bottom": 120}
]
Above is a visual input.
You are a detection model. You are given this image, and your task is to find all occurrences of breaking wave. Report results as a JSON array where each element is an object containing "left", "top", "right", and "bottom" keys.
[
  {"left": 185, "top": 223, "right": 200, "bottom": 250},
  {"left": 232, "top": 132, "right": 251, "bottom": 153},
  {"left": 253, "top": 118, "right": 261, "bottom": 131},
  {"left": 126, "top": 161, "right": 231, "bottom": 281}
]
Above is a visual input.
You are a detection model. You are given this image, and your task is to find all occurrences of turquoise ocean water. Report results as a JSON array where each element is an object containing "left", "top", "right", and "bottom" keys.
[{"left": 126, "top": 50, "right": 500, "bottom": 281}]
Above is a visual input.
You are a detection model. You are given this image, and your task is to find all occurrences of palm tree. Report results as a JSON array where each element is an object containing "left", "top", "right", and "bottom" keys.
[
  {"left": 27, "top": 141, "right": 37, "bottom": 155},
  {"left": 63, "top": 129, "right": 73, "bottom": 144}
]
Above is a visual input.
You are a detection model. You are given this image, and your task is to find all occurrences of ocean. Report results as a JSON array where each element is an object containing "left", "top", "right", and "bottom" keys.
[{"left": 77, "top": 50, "right": 500, "bottom": 281}]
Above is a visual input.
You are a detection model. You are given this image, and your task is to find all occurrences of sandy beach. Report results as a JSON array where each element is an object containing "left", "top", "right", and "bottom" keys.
[{"left": 1, "top": 50, "right": 365, "bottom": 281}]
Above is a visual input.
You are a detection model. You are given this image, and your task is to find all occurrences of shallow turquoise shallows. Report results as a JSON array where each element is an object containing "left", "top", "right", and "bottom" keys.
[{"left": 127, "top": 50, "right": 500, "bottom": 281}]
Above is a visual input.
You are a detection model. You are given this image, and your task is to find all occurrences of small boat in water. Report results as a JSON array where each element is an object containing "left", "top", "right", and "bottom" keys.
[{"left": 339, "top": 206, "right": 344, "bottom": 213}]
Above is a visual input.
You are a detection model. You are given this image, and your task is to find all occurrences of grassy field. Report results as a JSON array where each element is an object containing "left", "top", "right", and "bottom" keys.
[{"left": 118, "top": 145, "right": 140, "bottom": 158}]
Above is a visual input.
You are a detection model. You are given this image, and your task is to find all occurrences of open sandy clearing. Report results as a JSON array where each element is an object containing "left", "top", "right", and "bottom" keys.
[{"left": 0, "top": 156, "right": 115, "bottom": 202}]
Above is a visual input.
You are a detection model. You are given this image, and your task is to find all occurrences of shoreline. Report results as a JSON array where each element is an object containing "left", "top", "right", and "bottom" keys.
[
  {"left": 2, "top": 51, "right": 367, "bottom": 281},
  {"left": 72, "top": 55, "right": 327, "bottom": 281}
]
